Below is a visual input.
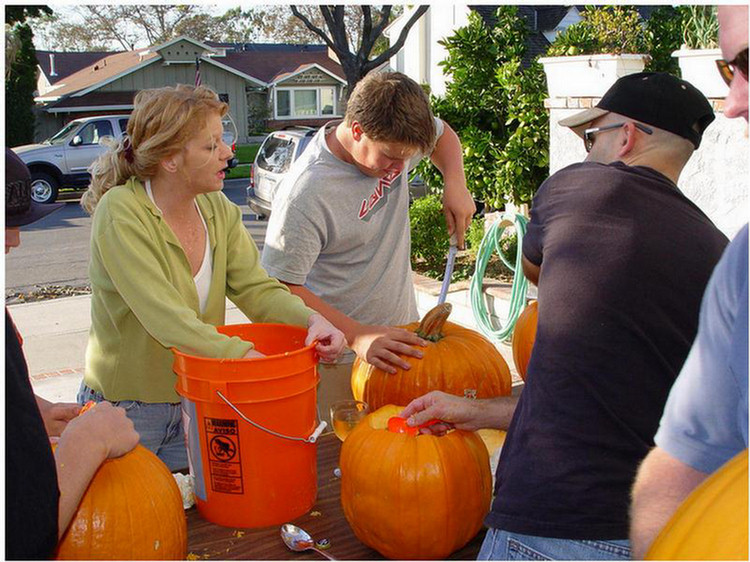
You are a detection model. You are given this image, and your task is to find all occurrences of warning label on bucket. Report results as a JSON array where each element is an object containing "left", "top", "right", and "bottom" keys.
[{"left": 205, "top": 418, "right": 243, "bottom": 494}]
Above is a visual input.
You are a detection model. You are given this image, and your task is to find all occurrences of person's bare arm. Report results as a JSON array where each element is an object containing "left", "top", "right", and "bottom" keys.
[
  {"left": 54, "top": 402, "right": 139, "bottom": 537},
  {"left": 283, "top": 283, "right": 427, "bottom": 373},
  {"left": 400, "top": 390, "right": 520, "bottom": 435},
  {"left": 430, "top": 121, "right": 475, "bottom": 248},
  {"left": 630, "top": 446, "right": 709, "bottom": 559}
]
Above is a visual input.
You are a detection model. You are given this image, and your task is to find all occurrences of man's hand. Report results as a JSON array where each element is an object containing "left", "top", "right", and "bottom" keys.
[
  {"left": 306, "top": 313, "right": 347, "bottom": 362},
  {"left": 35, "top": 396, "right": 80, "bottom": 437},
  {"left": 400, "top": 391, "right": 484, "bottom": 435},
  {"left": 61, "top": 401, "right": 140, "bottom": 460},
  {"left": 442, "top": 185, "right": 476, "bottom": 249},
  {"left": 350, "top": 324, "right": 427, "bottom": 373}
]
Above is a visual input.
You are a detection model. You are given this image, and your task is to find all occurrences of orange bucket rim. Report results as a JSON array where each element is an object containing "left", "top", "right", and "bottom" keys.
[{"left": 172, "top": 323, "right": 316, "bottom": 364}]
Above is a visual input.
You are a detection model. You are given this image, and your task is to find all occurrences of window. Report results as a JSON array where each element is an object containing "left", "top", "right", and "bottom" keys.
[
  {"left": 256, "top": 136, "right": 296, "bottom": 174},
  {"left": 277, "top": 90, "right": 291, "bottom": 117},
  {"left": 75, "top": 120, "right": 114, "bottom": 145},
  {"left": 118, "top": 119, "right": 129, "bottom": 135},
  {"left": 275, "top": 87, "right": 337, "bottom": 118},
  {"left": 321, "top": 87, "right": 334, "bottom": 115}
]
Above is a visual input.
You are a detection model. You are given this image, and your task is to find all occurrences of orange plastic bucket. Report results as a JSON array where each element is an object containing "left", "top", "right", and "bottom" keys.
[{"left": 173, "top": 323, "right": 323, "bottom": 528}]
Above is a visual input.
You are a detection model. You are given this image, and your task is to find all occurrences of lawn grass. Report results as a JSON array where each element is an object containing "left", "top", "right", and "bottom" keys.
[
  {"left": 234, "top": 144, "right": 260, "bottom": 164},
  {"left": 226, "top": 164, "right": 250, "bottom": 180}
]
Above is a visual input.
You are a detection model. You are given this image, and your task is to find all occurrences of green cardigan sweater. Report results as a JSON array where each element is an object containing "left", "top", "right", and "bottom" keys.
[{"left": 84, "top": 178, "right": 314, "bottom": 403}]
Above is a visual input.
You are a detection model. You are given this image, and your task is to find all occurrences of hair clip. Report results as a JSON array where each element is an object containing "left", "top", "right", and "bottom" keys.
[{"left": 122, "top": 137, "right": 135, "bottom": 164}]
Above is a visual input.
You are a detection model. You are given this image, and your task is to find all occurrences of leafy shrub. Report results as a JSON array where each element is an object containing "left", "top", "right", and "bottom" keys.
[
  {"left": 409, "top": 194, "right": 450, "bottom": 276},
  {"left": 644, "top": 6, "right": 684, "bottom": 74},
  {"left": 681, "top": 6, "right": 718, "bottom": 49},
  {"left": 547, "top": 6, "right": 648, "bottom": 56},
  {"left": 416, "top": 7, "right": 548, "bottom": 208},
  {"left": 465, "top": 218, "right": 486, "bottom": 258}
]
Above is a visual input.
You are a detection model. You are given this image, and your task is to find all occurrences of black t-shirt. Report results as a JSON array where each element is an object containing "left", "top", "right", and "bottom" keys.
[
  {"left": 5, "top": 310, "right": 59, "bottom": 559},
  {"left": 487, "top": 162, "right": 729, "bottom": 539}
]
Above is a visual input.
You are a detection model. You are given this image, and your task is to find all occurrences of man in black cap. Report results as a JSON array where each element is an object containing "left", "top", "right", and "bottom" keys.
[
  {"left": 401, "top": 73, "right": 729, "bottom": 559},
  {"left": 5, "top": 148, "right": 139, "bottom": 559}
]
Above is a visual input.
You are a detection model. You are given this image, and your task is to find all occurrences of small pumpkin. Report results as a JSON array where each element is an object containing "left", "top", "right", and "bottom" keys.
[
  {"left": 340, "top": 405, "right": 492, "bottom": 560},
  {"left": 646, "top": 448, "right": 748, "bottom": 560},
  {"left": 512, "top": 300, "right": 538, "bottom": 380},
  {"left": 56, "top": 444, "right": 187, "bottom": 560},
  {"left": 351, "top": 304, "right": 512, "bottom": 410}
]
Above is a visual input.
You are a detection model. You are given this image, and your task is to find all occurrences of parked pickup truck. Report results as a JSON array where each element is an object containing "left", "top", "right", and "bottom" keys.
[
  {"left": 13, "top": 115, "right": 131, "bottom": 204},
  {"left": 13, "top": 114, "right": 238, "bottom": 204}
]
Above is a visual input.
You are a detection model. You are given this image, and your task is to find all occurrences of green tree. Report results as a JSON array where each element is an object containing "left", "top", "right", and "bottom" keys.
[
  {"left": 644, "top": 6, "right": 684, "bottom": 74},
  {"left": 6, "top": 23, "right": 38, "bottom": 146},
  {"left": 417, "top": 7, "right": 549, "bottom": 207}
]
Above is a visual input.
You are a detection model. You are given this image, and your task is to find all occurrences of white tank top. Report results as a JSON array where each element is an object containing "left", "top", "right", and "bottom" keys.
[{"left": 145, "top": 180, "right": 213, "bottom": 314}]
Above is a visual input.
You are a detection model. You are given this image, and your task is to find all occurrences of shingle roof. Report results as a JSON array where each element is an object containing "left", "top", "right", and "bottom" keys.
[
  {"left": 36, "top": 42, "right": 345, "bottom": 102},
  {"left": 38, "top": 50, "right": 159, "bottom": 99},
  {"left": 214, "top": 47, "right": 345, "bottom": 84},
  {"left": 46, "top": 90, "right": 138, "bottom": 110},
  {"left": 36, "top": 50, "right": 118, "bottom": 85}
]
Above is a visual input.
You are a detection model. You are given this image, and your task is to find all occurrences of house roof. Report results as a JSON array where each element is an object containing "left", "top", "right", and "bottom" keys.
[
  {"left": 206, "top": 42, "right": 346, "bottom": 84},
  {"left": 36, "top": 41, "right": 345, "bottom": 105},
  {"left": 44, "top": 90, "right": 138, "bottom": 112},
  {"left": 37, "top": 50, "right": 160, "bottom": 100},
  {"left": 36, "top": 50, "right": 118, "bottom": 85}
]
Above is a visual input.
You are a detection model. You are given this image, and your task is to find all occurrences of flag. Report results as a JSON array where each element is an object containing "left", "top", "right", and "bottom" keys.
[{"left": 194, "top": 57, "right": 201, "bottom": 87}]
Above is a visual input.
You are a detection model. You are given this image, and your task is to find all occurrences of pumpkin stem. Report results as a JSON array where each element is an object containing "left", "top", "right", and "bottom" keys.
[{"left": 415, "top": 303, "right": 452, "bottom": 342}]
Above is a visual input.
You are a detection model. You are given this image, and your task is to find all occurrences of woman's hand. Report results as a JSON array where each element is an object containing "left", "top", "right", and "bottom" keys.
[{"left": 306, "top": 313, "right": 347, "bottom": 362}]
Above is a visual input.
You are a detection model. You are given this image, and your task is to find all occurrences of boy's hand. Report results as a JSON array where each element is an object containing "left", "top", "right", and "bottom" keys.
[
  {"left": 350, "top": 324, "right": 427, "bottom": 374},
  {"left": 443, "top": 186, "right": 475, "bottom": 249}
]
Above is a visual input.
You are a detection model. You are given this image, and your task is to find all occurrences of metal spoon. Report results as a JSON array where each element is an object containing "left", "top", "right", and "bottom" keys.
[{"left": 280, "top": 523, "right": 337, "bottom": 561}]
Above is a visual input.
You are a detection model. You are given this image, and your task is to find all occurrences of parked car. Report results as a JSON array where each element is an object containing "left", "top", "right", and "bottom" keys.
[
  {"left": 246, "top": 127, "right": 429, "bottom": 219},
  {"left": 246, "top": 127, "right": 317, "bottom": 219},
  {"left": 14, "top": 114, "right": 238, "bottom": 204},
  {"left": 13, "top": 115, "right": 131, "bottom": 204}
]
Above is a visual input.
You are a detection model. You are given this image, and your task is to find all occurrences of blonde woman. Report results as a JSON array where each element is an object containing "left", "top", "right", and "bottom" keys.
[{"left": 79, "top": 84, "right": 345, "bottom": 470}]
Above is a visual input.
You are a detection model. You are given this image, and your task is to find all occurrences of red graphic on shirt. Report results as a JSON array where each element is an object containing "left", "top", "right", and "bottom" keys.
[{"left": 358, "top": 171, "right": 400, "bottom": 221}]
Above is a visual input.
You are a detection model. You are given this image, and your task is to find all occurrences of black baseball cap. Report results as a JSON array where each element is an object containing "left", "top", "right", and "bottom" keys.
[
  {"left": 559, "top": 72, "right": 715, "bottom": 149},
  {"left": 6, "top": 148, "right": 64, "bottom": 227}
]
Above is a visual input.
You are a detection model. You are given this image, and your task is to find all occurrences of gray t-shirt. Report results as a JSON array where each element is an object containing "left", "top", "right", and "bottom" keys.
[{"left": 261, "top": 119, "right": 443, "bottom": 334}]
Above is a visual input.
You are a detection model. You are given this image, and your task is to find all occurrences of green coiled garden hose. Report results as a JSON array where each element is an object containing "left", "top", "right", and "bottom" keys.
[{"left": 470, "top": 213, "right": 529, "bottom": 342}]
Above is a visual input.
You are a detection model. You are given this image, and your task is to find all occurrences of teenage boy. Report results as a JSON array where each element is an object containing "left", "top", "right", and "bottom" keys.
[{"left": 261, "top": 72, "right": 475, "bottom": 415}]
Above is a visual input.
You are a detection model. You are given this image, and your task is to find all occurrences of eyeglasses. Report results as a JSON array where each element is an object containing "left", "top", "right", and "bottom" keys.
[
  {"left": 716, "top": 47, "right": 749, "bottom": 86},
  {"left": 582, "top": 122, "right": 654, "bottom": 152}
]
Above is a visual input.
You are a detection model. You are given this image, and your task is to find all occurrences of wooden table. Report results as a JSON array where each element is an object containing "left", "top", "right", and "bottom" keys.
[{"left": 187, "top": 433, "right": 486, "bottom": 560}]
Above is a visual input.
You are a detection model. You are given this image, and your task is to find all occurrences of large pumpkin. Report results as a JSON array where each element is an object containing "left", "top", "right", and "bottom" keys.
[
  {"left": 351, "top": 304, "right": 512, "bottom": 409},
  {"left": 512, "top": 300, "right": 537, "bottom": 381},
  {"left": 646, "top": 448, "right": 748, "bottom": 560},
  {"left": 56, "top": 444, "right": 187, "bottom": 560},
  {"left": 340, "top": 405, "right": 492, "bottom": 560}
]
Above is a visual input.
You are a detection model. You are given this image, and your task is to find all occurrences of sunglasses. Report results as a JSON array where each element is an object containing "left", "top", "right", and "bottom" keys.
[
  {"left": 716, "top": 47, "right": 749, "bottom": 86},
  {"left": 583, "top": 122, "right": 654, "bottom": 152}
]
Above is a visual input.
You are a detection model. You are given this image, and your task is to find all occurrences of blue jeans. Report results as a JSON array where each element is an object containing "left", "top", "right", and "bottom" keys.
[
  {"left": 77, "top": 383, "right": 188, "bottom": 471},
  {"left": 478, "top": 528, "right": 631, "bottom": 560}
]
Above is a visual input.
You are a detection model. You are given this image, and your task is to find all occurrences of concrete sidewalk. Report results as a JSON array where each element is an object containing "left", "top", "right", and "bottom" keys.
[{"left": 10, "top": 295, "right": 251, "bottom": 403}]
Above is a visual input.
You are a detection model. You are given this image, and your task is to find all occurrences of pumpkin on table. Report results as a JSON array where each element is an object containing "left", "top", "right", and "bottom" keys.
[
  {"left": 351, "top": 304, "right": 512, "bottom": 410},
  {"left": 55, "top": 444, "right": 187, "bottom": 560},
  {"left": 340, "top": 405, "right": 492, "bottom": 560},
  {"left": 511, "top": 300, "right": 537, "bottom": 381}
]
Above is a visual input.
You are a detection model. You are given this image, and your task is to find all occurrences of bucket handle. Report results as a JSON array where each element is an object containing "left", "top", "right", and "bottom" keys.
[{"left": 216, "top": 391, "right": 327, "bottom": 444}]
